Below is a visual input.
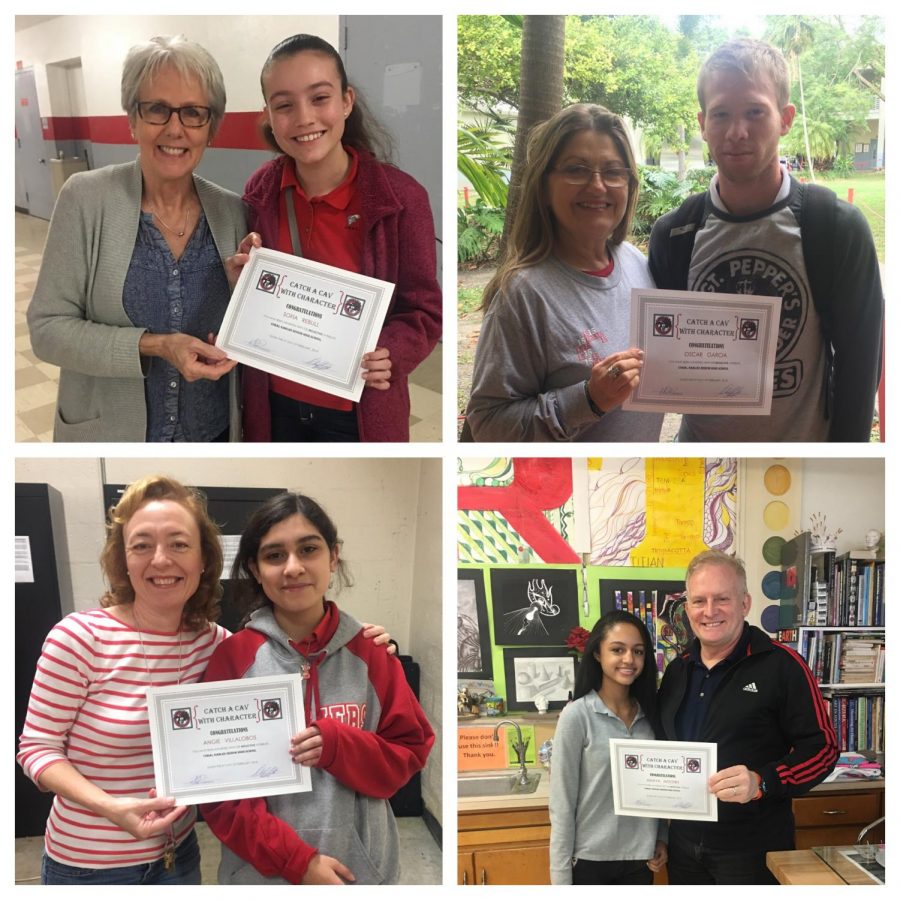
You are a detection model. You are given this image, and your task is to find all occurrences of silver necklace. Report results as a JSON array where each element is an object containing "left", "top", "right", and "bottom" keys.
[{"left": 149, "top": 206, "right": 190, "bottom": 238}]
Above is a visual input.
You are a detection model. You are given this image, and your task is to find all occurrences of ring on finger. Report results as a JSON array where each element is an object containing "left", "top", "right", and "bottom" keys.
[
  {"left": 608, "top": 364, "right": 623, "bottom": 379},
  {"left": 731, "top": 786, "right": 737, "bottom": 796}
]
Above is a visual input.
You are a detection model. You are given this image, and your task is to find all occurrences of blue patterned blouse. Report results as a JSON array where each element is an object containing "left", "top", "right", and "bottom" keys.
[{"left": 123, "top": 212, "right": 230, "bottom": 441}]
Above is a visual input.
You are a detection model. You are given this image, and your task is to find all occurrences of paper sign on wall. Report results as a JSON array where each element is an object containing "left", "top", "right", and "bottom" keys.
[
  {"left": 15, "top": 536, "right": 34, "bottom": 583},
  {"left": 457, "top": 727, "right": 508, "bottom": 771}
]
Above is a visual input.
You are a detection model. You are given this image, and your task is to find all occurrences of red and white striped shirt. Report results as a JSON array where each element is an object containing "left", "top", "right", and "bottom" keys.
[{"left": 17, "top": 608, "right": 228, "bottom": 868}]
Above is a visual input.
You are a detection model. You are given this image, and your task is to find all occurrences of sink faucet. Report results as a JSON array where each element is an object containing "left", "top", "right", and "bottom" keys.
[
  {"left": 857, "top": 816, "right": 884, "bottom": 844},
  {"left": 492, "top": 719, "right": 530, "bottom": 785}
]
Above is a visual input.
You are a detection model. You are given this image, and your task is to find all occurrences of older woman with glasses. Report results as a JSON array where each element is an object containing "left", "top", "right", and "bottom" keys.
[
  {"left": 27, "top": 35, "right": 246, "bottom": 442},
  {"left": 465, "top": 104, "right": 663, "bottom": 441}
]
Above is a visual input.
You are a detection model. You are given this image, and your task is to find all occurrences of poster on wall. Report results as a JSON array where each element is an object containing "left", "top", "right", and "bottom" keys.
[
  {"left": 489, "top": 568, "right": 579, "bottom": 646},
  {"left": 588, "top": 457, "right": 737, "bottom": 566},
  {"left": 596, "top": 578, "right": 693, "bottom": 673},
  {"left": 457, "top": 569, "right": 493, "bottom": 680},
  {"left": 502, "top": 647, "right": 576, "bottom": 711}
]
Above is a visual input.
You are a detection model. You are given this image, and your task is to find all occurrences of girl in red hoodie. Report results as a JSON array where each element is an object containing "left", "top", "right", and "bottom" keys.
[{"left": 234, "top": 34, "right": 442, "bottom": 442}]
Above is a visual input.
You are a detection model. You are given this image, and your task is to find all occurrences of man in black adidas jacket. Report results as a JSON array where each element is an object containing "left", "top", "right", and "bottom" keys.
[
  {"left": 656, "top": 550, "right": 838, "bottom": 883},
  {"left": 649, "top": 38, "right": 882, "bottom": 442}
]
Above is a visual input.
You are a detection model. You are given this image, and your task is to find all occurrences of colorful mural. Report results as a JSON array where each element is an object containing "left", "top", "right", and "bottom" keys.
[{"left": 457, "top": 458, "right": 738, "bottom": 565}]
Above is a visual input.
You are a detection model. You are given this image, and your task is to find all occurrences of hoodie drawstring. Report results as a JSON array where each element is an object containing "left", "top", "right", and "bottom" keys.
[{"left": 299, "top": 649, "right": 327, "bottom": 723}]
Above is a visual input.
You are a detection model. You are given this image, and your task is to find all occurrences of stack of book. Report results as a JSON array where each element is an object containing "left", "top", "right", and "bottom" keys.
[
  {"left": 795, "top": 630, "right": 885, "bottom": 686},
  {"left": 838, "top": 633, "right": 885, "bottom": 684}
]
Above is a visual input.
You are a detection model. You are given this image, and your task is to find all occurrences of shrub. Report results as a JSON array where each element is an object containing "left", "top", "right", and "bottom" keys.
[{"left": 458, "top": 199, "right": 505, "bottom": 264}]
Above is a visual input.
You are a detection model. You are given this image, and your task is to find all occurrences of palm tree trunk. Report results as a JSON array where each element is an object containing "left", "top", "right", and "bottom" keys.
[
  {"left": 798, "top": 60, "right": 816, "bottom": 183},
  {"left": 500, "top": 15, "right": 566, "bottom": 258}
]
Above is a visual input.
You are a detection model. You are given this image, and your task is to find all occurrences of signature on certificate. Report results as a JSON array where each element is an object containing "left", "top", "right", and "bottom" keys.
[
  {"left": 252, "top": 765, "right": 281, "bottom": 778},
  {"left": 305, "top": 357, "right": 333, "bottom": 371},
  {"left": 188, "top": 774, "right": 214, "bottom": 785}
]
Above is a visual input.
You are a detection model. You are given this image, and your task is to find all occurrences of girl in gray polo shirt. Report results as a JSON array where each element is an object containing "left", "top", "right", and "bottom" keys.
[{"left": 549, "top": 611, "right": 667, "bottom": 884}]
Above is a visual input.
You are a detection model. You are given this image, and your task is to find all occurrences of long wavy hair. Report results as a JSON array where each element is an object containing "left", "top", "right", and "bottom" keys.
[
  {"left": 230, "top": 491, "right": 352, "bottom": 626},
  {"left": 258, "top": 33, "right": 394, "bottom": 162},
  {"left": 99, "top": 475, "right": 223, "bottom": 631},
  {"left": 572, "top": 610, "right": 658, "bottom": 724},
  {"left": 481, "top": 103, "right": 640, "bottom": 311}
]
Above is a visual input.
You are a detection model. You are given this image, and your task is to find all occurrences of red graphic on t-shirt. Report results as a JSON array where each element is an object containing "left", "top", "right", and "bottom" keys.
[{"left": 576, "top": 328, "right": 610, "bottom": 363}]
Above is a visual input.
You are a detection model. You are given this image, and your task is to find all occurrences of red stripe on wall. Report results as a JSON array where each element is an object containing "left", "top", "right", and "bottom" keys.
[
  {"left": 215, "top": 110, "right": 269, "bottom": 151},
  {"left": 42, "top": 111, "right": 269, "bottom": 151},
  {"left": 42, "top": 116, "right": 92, "bottom": 141}
]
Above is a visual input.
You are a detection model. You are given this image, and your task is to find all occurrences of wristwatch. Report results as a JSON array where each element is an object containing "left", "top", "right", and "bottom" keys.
[{"left": 752, "top": 771, "right": 766, "bottom": 801}]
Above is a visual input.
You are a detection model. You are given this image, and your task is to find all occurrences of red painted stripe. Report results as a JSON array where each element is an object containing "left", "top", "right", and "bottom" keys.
[
  {"left": 41, "top": 111, "right": 270, "bottom": 150},
  {"left": 458, "top": 458, "right": 580, "bottom": 563}
]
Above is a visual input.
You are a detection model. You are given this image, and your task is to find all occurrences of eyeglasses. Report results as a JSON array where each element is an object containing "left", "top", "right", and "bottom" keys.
[
  {"left": 552, "top": 164, "right": 634, "bottom": 188},
  {"left": 135, "top": 101, "right": 212, "bottom": 128}
]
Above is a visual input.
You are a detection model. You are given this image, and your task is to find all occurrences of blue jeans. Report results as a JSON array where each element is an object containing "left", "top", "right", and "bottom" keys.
[{"left": 41, "top": 829, "right": 201, "bottom": 885}]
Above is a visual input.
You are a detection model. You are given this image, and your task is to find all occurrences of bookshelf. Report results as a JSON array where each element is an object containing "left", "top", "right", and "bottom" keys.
[{"left": 779, "top": 546, "right": 885, "bottom": 755}]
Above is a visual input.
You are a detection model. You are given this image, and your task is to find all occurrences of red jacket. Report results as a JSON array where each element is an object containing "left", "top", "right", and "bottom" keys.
[{"left": 241, "top": 151, "right": 442, "bottom": 442}]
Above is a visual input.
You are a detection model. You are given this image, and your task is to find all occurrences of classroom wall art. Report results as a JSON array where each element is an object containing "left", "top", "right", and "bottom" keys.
[
  {"left": 489, "top": 567, "right": 580, "bottom": 646},
  {"left": 587, "top": 458, "right": 737, "bottom": 566},
  {"left": 457, "top": 568, "right": 493, "bottom": 680},
  {"left": 458, "top": 458, "right": 579, "bottom": 564},
  {"left": 502, "top": 647, "right": 576, "bottom": 711}
]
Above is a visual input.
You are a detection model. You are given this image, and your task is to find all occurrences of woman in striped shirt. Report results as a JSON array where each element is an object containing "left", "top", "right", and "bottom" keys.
[{"left": 17, "top": 475, "right": 389, "bottom": 884}]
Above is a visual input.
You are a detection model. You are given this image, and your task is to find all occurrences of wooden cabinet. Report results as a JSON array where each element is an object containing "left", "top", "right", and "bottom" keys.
[
  {"left": 458, "top": 806, "right": 551, "bottom": 885},
  {"left": 792, "top": 784, "right": 884, "bottom": 850}
]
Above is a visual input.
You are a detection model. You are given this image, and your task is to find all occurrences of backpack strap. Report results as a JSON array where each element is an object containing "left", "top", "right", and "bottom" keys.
[
  {"left": 797, "top": 182, "right": 838, "bottom": 419},
  {"left": 656, "top": 191, "right": 708, "bottom": 289}
]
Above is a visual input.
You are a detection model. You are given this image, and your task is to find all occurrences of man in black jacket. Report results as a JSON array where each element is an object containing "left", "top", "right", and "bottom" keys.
[{"left": 656, "top": 550, "right": 838, "bottom": 883}]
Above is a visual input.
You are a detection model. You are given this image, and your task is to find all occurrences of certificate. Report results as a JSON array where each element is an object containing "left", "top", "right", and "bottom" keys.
[
  {"left": 622, "top": 288, "right": 781, "bottom": 415},
  {"left": 609, "top": 738, "right": 718, "bottom": 821},
  {"left": 216, "top": 247, "right": 393, "bottom": 402},
  {"left": 146, "top": 675, "right": 312, "bottom": 805}
]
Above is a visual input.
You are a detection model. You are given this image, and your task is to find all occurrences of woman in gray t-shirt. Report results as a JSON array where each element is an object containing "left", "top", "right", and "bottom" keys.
[{"left": 465, "top": 104, "right": 662, "bottom": 441}]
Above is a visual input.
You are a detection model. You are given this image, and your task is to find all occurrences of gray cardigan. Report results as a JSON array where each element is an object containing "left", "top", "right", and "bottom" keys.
[{"left": 27, "top": 158, "right": 247, "bottom": 442}]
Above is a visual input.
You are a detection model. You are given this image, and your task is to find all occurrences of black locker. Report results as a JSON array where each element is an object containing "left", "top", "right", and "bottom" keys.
[{"left": 15, "top": 484, "right": 67, "bottom": 838}]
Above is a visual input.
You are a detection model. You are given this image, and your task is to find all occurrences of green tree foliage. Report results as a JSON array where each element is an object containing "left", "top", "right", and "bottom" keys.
[
  {"left": 458, "top": 16, "right": 523, "bottom": 113},
  {"left": 766, "top": 16, "right": 884, "bottom": 165},
  {"left": 458, "top": 15, "right": 697, "bottom": 151},
  {"left": 457, "top": 114, "right": 514, "bottom": 208},
  {"left": 457, "top": 199, "right": 505, "bottom": 264}
]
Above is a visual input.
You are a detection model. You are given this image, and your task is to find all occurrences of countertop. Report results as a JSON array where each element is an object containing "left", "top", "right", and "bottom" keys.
[
  {"left": 768, "top": 847, "right": 883, "bottom": 885},
  {"left": 458, "top": 768, "right": 883, "bottom": 814}
]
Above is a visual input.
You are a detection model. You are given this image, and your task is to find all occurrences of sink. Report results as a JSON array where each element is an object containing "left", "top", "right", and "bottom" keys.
[{"left": 458, "top": 771, "right": 541, "bottom": 797}]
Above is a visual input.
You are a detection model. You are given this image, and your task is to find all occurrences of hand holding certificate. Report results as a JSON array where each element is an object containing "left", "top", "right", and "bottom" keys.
[
  {"left": 146, "top": 675, "right": 312, "bottom": 805},
  {"left": 609, "top": 738, "right": 718, "bottom": 821},
  {"left": 216, "top": 246, "right": 394, "bottom": 402},
  {"left": 622, "top": 288, "right": 781, "bottom": 416}
]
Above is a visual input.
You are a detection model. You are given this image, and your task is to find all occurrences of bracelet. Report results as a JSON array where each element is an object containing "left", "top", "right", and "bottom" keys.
[{"left": 584, "top": 380, "right": 605, "bottom": 418}]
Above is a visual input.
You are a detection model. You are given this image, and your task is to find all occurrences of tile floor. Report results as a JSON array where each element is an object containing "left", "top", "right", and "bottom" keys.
[
  {"left": 15, "top": 818, "right": 442, "bottom": 885},
  {"left": 14, "top": 212, "right": 443, "bottom": 443}
]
